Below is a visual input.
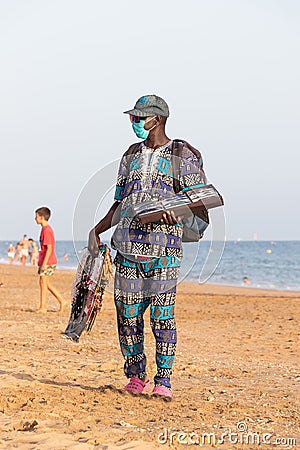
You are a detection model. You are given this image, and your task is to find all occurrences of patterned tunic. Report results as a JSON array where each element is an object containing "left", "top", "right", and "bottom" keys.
[{"left": 111, "top": 140, "right": 206, "bottom": 259}]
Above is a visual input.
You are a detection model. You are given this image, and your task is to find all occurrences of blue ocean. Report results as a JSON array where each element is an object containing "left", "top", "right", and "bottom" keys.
[{"left": 1, "top": 240, "right": 299, "bottom": 292}]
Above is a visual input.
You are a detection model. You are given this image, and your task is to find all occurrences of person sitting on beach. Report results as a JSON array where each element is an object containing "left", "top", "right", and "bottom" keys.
[
  {"left": 28, "top": 238, "right": 39, "bottom": 266},
  {"left": 19, "top": 235, "right": 30, "bottom": 266},
  {"left": 88, "top": 95, "right": 207, "bottom": 398},
  {"left": 35, "top": 207, "right": 67, "bottom": 313},
  {"left": 7, "top": 243, "right": 15, "bottom": 264}
]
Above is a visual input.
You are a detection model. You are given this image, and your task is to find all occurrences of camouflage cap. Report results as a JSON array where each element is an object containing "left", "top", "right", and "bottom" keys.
[{"left": 123, "top": 94, "right": 169, "bottom": 117}]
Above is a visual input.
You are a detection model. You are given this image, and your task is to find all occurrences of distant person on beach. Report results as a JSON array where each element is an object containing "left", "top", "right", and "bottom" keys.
[
  {"left": 28, "top": 239, "right": 39, "bottom": 266},
  {"left": 15, "top": 242, "right": 22, "bottom": 263},
  {"left": 243, "top": 276, "right": 251, "bottom": 285},
  {"left": 88, "top": 95, "right": 207, "bottom": 398},
  {"left": 35, "top": 207, "right": 67, "bottom": 313},
  {"left": 20, "top": 234, "right": 30, "bottom": 266},
  {"left": 7, "top": 243, "right": 15, "bottom": 264}
]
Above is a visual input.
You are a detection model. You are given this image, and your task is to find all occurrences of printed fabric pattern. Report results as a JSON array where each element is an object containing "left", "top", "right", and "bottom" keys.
[
  {"left": 114, "top": 251, "right": 180, "bottom": 388},
  {"left": 111, "top": 140, "right": 206, "bottom": 259}
]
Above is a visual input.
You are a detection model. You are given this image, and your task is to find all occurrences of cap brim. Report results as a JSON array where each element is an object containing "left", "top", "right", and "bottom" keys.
[{"left": 123, "top": 109, "right": 149, "bottom": 116}]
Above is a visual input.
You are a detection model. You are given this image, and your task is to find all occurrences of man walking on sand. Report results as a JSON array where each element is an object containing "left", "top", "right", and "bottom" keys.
[
  {"left": 88, "top": 95, "right": 206, "bottom": 398},
  {"left": 35, "top": 207, "right": 67, "bottom": 313}
]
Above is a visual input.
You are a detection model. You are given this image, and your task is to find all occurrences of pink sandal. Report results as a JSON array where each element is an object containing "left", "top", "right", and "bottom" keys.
[
  {"left": 124, "top": 377, "right": 150, "bottom": 394},
  {"left": 152, "top": 385, "right": 173, "bottom": 398}
]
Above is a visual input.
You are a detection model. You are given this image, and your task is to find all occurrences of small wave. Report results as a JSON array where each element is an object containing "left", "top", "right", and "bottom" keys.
[
  {"left": 0, "top": 258, "right": 16, "bottom": 266},
  {"left": 56, "top": 265, "right": 77, "bottom": 271}
]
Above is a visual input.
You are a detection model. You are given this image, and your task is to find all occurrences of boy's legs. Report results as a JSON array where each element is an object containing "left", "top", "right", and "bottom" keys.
[
  {"left": 38, "top": 265, "right": 66, "bottom": 312},
  {"left": 47, "top": 279, "right": 66, "bottom": 311},
  {"left": 38, "top": 275, "right": 48, "bottom": 312}
]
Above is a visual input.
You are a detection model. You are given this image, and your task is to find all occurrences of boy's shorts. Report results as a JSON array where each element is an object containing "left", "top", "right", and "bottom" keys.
[{"left": 38, "top": 265, "right": 56, "bottom": 277}]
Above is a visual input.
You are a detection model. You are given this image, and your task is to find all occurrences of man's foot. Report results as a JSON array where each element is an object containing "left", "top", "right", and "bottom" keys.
[
  {"left": 37, "top": 308, "right": 47, "bottom": 314},
  {"left": 152, "top": 385, "right": 172, "bottom": 398},
  {"left": 124, "top": 377, "right": 150, "bottom": 394}
]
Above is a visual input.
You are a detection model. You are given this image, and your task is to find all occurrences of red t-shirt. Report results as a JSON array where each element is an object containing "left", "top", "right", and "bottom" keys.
[{"left": 38, "top": 225, "right": 57, "bottom": 266}]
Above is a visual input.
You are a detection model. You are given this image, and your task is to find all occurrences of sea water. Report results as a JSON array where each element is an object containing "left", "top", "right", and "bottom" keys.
[{"left": 0, "top": 240, "right": 299, "bottom": 292}]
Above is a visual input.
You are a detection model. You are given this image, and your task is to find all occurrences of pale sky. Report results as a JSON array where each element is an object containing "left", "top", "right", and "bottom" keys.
[{"left": 0, "top": 0, "right": 299, "bottom": 241}]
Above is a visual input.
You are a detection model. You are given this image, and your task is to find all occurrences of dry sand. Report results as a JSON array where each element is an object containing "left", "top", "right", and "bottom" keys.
[{"left": 0, "top": 264, "right": 299, "bottom": 449}]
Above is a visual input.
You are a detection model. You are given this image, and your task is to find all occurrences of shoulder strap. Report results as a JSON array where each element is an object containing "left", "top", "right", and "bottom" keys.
[
  {"left": 122, "top": 142, "right": 141, "bottom": 173},
  {"left": 172, "top": 139, "right": 202, "bottom": 193},
  {"left": 173, "top": 139, "right": 201, "bottom": 160},
  {"left": 124, "top": 142, "right": 141, "bottom": 157},
  {"left": 172, "top": 140, "right": 183, "bottom": 194}
]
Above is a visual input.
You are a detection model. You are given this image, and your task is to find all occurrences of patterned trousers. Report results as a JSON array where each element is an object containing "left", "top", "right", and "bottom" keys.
[{"left": 113, "top": 252, "right": 180, "bottom": 389}]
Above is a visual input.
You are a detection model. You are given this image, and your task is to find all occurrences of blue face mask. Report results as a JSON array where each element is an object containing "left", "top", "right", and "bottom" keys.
[
  {"left": 132, "top": 119, "right": 149, "bottom": 139},
  {"left": 131, "top": 117, "right": 157, "bottom": 139}
]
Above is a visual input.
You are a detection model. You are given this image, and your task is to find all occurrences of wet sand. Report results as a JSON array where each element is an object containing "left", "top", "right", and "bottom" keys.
[{"left": 0, "top": 264, "right": 299, "bottom": 449}]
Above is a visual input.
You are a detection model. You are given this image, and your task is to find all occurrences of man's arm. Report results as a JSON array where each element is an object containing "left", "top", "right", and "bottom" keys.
[{"left": 88, "top": 201, "right": 121, "bottom": 256}]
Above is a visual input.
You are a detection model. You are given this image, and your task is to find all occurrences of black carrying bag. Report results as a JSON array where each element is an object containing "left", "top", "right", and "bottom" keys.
[{"left": 172, "top": 139, "right": 209, "bottom": 242}]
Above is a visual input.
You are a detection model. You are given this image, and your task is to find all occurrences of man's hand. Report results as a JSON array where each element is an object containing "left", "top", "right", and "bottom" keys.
[
  {"left": 160, "top": 210, "right": 182, "bottom": 225},
  {"left": 88, "top": 228, "right": 101, "bottom": 257}
]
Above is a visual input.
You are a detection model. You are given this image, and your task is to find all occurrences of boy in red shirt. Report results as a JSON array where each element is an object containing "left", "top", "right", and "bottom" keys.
[{"left": 35, "top": 207, "right": 67, "bottom": 313}]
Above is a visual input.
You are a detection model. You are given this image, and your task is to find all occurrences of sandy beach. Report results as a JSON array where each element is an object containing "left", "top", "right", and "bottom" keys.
[{"left": 0, "top": 263, "right": 299, "bottom": 449}]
